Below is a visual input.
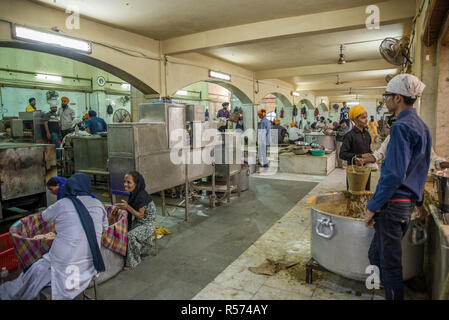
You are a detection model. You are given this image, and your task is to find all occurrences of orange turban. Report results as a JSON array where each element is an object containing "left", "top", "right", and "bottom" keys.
[
  {"left": 61, "top": 96, "right": 70, "bottom": 103},
  {"left": 290, "top": 122, "right": 296, "bottom": 127},
  {"left": 274, "top": 120, "right": 280, "bottom": 125}
]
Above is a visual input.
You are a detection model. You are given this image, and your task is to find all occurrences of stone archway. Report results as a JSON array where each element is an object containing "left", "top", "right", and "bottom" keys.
[{"left": 0, "top": 41, "right": 158, "bottom": 95}]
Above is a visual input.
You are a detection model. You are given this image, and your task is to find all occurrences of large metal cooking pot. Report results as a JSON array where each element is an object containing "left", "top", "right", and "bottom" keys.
[
  {"left": 305, "top": 134, "right": 335, "bottom": 151},
  {"left": 311, "top": 192, "right": 426, "bottom": 282},
  {"left": 432, "top": 173, "right": 449, "bottom": 211}
]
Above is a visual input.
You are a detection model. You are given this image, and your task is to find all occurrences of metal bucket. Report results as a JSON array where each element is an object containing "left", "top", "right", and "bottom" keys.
[
  {"left": 432, "top": 174, "right": 449, "bottom": 211},
  {"left": 346, "top": 165, "right": 371, "bottom": 195},
  {"left": 311, "top": 192, "right": 426, "bottom": 282}
]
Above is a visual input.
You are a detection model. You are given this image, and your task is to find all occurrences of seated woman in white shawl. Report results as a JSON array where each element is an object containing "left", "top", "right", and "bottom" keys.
[{"left": 0, "top": 173, "right": 108, "bottom": 300}]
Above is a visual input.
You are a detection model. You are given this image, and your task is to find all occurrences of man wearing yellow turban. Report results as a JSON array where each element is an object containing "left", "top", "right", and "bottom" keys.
[
  {"left": 339, "top": 105, "right": 373, "bottom": 189},
  {"left": 287, "top": 122, "right": 302, "bottom": 143}
]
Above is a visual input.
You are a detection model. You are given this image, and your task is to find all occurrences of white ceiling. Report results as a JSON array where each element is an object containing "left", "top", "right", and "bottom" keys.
[
  {"left": 201, "top": 22, "right": 411, "bottom": 70},
  {"left": 31, "top": 0, "right": 377, "bottom": 40},
  {"left": 29, "top": 0, "right": 415, "bottom": 96}
]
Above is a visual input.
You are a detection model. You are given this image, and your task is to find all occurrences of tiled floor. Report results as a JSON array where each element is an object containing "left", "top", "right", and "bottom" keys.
[
  {"left": 92, "top": 176, "right": 318, "bottom": 299},
  {"left": 193, "top": 168, "right": 428, "bottom": 300}
]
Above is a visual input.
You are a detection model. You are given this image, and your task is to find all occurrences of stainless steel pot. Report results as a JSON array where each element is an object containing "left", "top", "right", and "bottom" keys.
[
  {"left": 432, "top": 174, "right": 449, "bottom": 211},
  {"left": 311, "top": 192, "right": 426, "bottom": 282},
  {"left": 305, "top": 134, "right": 336, "bottom": 151}
]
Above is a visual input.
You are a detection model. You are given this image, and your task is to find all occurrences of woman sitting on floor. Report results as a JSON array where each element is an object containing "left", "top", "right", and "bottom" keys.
[{"left": 115, "top": 171, "right": 156, "bottom": 270}]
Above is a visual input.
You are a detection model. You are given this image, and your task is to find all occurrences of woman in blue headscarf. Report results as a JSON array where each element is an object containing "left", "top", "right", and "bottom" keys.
[
  {"left": 0, "top": 173, "right": 108, "bottom": 300},
  {"left": 46, "top": 176, "right": 67, "bottom": 200},
  {"left": 115, "top": 171, "right": 156, "bottom": 270},
  {"left": 47, "top": 176, "right": 97, "bottom": 201}
]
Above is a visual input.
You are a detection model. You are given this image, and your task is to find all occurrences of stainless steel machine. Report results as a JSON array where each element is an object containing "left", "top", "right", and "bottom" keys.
[
  {"left": 0, "top": 143, "right": 57, "bottom": 221},
  {"left": 108, "top": 103, "right": 219, "bottom": 220},
  {"left": 10, "top": 112, "right": 46, "bottom": 143}
]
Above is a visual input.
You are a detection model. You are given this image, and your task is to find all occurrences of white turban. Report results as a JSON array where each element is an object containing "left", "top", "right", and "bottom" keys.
[{"left": 386, "top": 74, "right": 426, "bottom": 99}]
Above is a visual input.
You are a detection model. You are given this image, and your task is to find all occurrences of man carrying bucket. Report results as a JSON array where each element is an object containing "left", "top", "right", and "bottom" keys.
[
  {"left": 364, "top": 74, "right": 430, "bottom": 300},
  {"left": 339, "top": 105, "right": 373, "bottom": 190}
]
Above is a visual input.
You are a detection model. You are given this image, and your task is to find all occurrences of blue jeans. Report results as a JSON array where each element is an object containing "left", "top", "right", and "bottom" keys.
[
  {"left": 49, "top": 132, "right": 61, "bottom": 160},
  {"left": 368, "top": 200, "right": 414, "bottom": 300}
]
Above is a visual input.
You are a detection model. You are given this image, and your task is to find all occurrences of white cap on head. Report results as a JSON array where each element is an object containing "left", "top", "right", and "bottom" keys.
[{"left": 386, "top": 74, "right": 426, "bottom": 99}]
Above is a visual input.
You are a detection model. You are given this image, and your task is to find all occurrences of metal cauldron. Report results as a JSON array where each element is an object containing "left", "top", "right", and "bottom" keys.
[
  {"left": 311, "top": 192, "right": 426, "bottom": 282},
  {"left": 432, "top": 173, "right": 449, "bottom": 211}
]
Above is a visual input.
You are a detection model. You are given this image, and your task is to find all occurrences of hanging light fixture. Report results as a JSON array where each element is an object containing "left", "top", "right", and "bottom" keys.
[{"left": 338, "top": 44, "right": 346, "bottom": 64}]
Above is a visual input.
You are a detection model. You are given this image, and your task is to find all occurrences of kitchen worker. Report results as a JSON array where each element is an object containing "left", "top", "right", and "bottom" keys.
[
  {"left": 58, "top": 96, "right": 76, "bottom": 139},
  {"left": 47, "top": 176, "right": 97, "bottom": 200},
  {"left": 368, "top": 115, "right": 379, "bottom": 143},
  {"left": 333, "top": 119, "right": 353, "bottom": 168},
  {"left": 257, "top": 108, "right": 270, "bottom": 168},
  {"left": 42, "top": 104, "right": 61, "bottom": 160},
  {"left": 339, "top": 105, "right": 372, "bottom": 190},
  {"left": 26, "top": 98, "right": 37, "bottom": 112},
  {"left": 364, "top": 74, "right": 430, "bottom": 300},
  {"left": 340, "top": 101, "right": 350, "bottom": 125},
  {"left": 273, "top": 119, "right": 287, "bottom": 144},
  {"left": 0, "top": 174, "right": 107, "bottom": 300},
  {"left": 85, "top": 110, "right": 107, "bottom": 135},
  {"left": 287, "top": 122, "right": 302, "bottom": 143},
  {"left": 217, "top": 102, "right": 230, "bottom": 132}
]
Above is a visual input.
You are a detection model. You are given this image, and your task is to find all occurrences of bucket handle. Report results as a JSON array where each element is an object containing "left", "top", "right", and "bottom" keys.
[
  {"left": 316, "top": 218, "right": 335, "bottom": 239},
  {"left": 411, "top": 220, "right": 427, "bottom": 245}
]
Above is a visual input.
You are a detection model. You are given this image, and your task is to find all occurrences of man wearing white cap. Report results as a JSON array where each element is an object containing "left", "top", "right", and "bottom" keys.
[{"left": 364, "top": 74, "right": 431, "bottom": 300}]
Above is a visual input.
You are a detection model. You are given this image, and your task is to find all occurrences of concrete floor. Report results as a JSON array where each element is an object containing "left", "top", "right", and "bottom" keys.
[{"left": 92, "top": 178, "right": 317, "bottom": 300}]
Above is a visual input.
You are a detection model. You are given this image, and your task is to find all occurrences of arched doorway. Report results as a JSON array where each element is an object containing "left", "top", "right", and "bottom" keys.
[
  {"left": 0, "top": 47, "right": 140, "bottom": 123},
  {"left": 172, "top": 80, "right": 254, "bottom": 128},
  {"left": 300, "top": 99, "right": 315, "bottom": 124},
  {"left": 0, "top": 41, "right": 158, "bottom": 95},
  {"left": 259, "top": 92, "right": 292, "bottom": 126}
]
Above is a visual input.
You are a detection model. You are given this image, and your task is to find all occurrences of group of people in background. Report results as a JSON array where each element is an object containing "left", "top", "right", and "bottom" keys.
[{"left": 26, "top": 97, "right": 108, "bottom": 160}]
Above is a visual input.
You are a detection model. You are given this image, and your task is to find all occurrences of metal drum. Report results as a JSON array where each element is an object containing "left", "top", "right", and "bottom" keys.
[
  {"left": 311, "top": 192, "right": 426, "bottom": 282},
  {"left": 432, "top": 174, "right": 449, "bottom": 211}
]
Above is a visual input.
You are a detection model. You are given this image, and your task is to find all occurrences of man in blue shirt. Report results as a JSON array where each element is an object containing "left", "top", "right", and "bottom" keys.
[
  {"left": 257, "top": 108, "right": 271, "bottom": 168},
  {"left": 364, "top": 74, "right": 429, "bottom": 300},
  {"left": 85, "top": 110, "right": 107, "bottom": 134}
]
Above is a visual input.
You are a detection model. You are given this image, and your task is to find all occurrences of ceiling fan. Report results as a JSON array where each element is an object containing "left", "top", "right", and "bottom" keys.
[
  {"left": 335, "top": 74, "right": 349, "bottom": 85},
  {"left": 379, "top": 37, "right": 412, "bottom": 70},
  {"left": 337, "top": 44, "right": 346, "bottom": 64}
]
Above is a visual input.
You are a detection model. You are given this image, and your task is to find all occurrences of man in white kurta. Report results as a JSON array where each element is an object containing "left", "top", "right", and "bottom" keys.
[{"left": 0, "top": 196, "right": 108, "bottom": 300}]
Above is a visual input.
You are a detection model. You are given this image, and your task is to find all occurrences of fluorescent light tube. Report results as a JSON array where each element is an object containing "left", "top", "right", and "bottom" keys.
[
  {"left": 35, "top": 74, "right": 62, "bottom": 81},
  {"left": 176, "top": 90, "right": 188, "bottom": 96},
  {"left": 209, "top": 70, "right": 231, "bottom": 81},
  {"left": 14, "top": 25, "right": 91, "bottom": 53},
  {"left": 292, "top": 91, "right": 300, "bottom": 97},
  {"left": 121, "top": 83, "right": 131, "bottom": 90}
]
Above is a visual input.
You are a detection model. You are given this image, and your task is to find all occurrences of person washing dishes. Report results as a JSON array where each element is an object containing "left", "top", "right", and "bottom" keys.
[
  {"left": 257, "top": 109, "right": 270, "bottom": 169},
  {"left": 115, "top": 171, "right": 156, "bottom": 270},
  {"left": 364, "top": 74, "right": 430, "bottom": 300},
  {"left": 85, "top": 110, "right": 107, "bottom": 135},
  {"left": 0, "top": 174, "right": 107, "bottom": 300},
  {"left": 58, "top": 97, "right": 76, "bottom": 139},
  {"left": 26, "top": 98, "right": 37, "bottom": 112},
  {"left": 339, "top": 105, "right": 373, "bottom": 190}
]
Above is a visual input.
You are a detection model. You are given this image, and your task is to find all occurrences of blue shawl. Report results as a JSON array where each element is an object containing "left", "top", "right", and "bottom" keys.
[{"left": 61, "top": 173, "right": 105, "bottom": 272}]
